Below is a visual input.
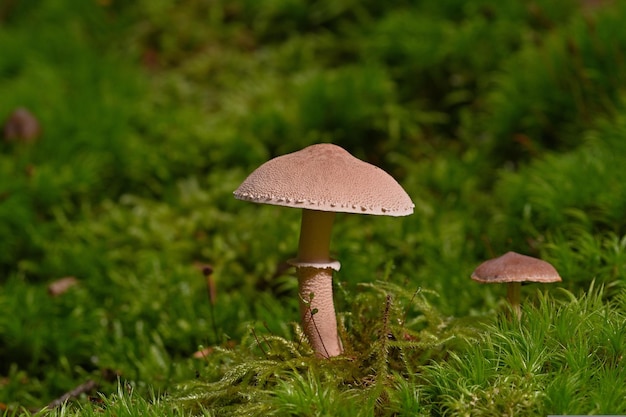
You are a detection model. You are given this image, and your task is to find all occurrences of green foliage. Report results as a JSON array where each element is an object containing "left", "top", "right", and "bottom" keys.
[
  {"left": 484, "top": 2, "right": 626, "bottom": 163},
  {"left": 166, "top": 280, "right": 470, "bottom": 416},
  {"left": 497, "top": 110, "right": 626, "bottom": 231},
  {"left": 424, "top": 284, "right": 626, "bottom": 416},
  {"left": 492, "top": 110, "right": 626, "bottom": 290},
  {"left": 3, "top": 0, "right": 626, "bottom": 415},
  {"left": 37, "top": 383, "right": 193, "bottom": 417}
]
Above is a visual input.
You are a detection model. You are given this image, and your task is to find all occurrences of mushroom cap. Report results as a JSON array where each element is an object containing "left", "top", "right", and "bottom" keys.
[
  {"left": 471, "top": 251, "right": 562, "bottom": 284},
  {"left": 233, "top": 143, "right": 414, "bottom": 216},
  {"left": 3, "top": 107, "right": 41, "bottom": 142}
]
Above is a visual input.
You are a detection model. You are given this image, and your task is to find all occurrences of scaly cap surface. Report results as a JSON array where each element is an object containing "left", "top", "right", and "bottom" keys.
[
  {"left": 234, "top": 143, "right": 414, "bottom": 216},
  {"left": 471, "top": 251, "right": 562, "bottom": 284}
]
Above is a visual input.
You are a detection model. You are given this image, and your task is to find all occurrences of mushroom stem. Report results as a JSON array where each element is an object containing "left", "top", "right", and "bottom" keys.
[
  {"left": 297, "top": 266, "right": 343, "bottom": 358},
  {"left": 297, "top": 209, "right": 336, "bottom": 262},
  {"left": 295, "top": 209, "right": 342, "bottom": 357},
  {"left": 506, "top": 282, "right": 522, "bottom": 319}
]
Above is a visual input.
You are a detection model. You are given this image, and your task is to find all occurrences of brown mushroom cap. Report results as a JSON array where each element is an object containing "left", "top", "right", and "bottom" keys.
[
  {"left": 471, "top": 251, "right": 562, "bottom": 284},
  {"left": 233, "top": 143, "right": 414, "bottom": 216},
  {"left": 3, "top": 107, "right": 41, "bottom": 142}
]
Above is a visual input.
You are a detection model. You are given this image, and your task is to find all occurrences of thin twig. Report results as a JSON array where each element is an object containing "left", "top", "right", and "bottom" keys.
[
  {"left": 304, "top": 293, "right": 330, "bottom": 358},
  {"left": 382, "top": 294, "right": 392, "bottom": 341},
  {"left": 202, "top": 265, "right": 220, "bottom": 344},
  {"left": 250, "top": 327, "right": 268, "bottom": 358},
  {"left": 310, "top": 308, "right": 330, "bottom": 358},
  {"left": 44, "top": 379, "right": 99, "bottom": 410},
  {"left": 377, "top": 295, "right": 393, "bottom": 377},
  {"left": 399, "top": 287, "right": 420, "bottom": 327}
]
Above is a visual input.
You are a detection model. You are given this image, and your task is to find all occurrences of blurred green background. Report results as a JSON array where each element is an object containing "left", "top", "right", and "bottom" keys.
[{"left": 1, "top": 0, "right": 626, "bottom": 414}]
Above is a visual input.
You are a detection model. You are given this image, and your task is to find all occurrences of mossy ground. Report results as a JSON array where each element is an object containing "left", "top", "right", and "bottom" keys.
[{"left": 1, "top": 1, "right": 625, "bottom": 415}]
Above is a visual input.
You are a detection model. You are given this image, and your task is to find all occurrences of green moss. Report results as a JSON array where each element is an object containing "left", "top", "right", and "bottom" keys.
[
  {"left": 2, "top": 0, "right": 626, "bottom": 415},
  {"left": 424, "top": 284, "right": 626, "bottom": 416}
]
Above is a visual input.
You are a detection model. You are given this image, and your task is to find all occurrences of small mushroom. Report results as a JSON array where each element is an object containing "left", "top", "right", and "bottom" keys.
[
  {"left": 234, "top": 143, "right": 414, "bottom": 357},
  {"left": 47, "top": 276, "right": 79, "bottom": 297},
  {"left": 471, "top": 251, "right": 562, "bottom": 318},
  {"left": 3, "top": 107, "right": 41, "bottom": 143}
]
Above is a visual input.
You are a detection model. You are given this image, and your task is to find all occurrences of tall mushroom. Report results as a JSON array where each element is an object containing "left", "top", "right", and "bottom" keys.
[
  {"left": 471, "top": 251, "right": 562, "bottom": 318},
  {"left": 234, "top": 143, "right": 414, "bottom": 357}
]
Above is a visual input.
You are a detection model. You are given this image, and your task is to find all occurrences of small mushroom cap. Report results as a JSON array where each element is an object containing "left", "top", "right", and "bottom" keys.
[
  {"left": 471, "top": 251, "right": 562, "bottom": 284},
  {"left": 234, "top": 143, "right": 414, "bottom": 216},
  {"left": 3, "top": 107, "right": 41, "bottom": 142}
]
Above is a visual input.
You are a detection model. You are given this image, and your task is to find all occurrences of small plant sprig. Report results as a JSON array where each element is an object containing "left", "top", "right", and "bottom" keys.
[{"left": 169, "top": 279, "right": 475, "bottom": 416}]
